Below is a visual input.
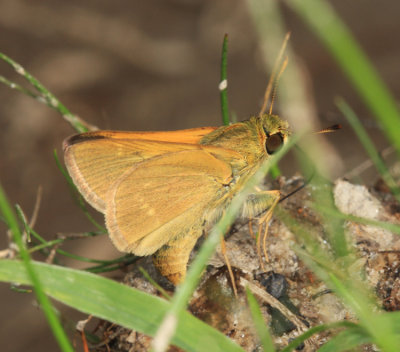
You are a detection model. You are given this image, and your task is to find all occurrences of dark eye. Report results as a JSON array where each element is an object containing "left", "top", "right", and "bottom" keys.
[{"left": 265, "top": 133, "right": 284, "bottom": 155}]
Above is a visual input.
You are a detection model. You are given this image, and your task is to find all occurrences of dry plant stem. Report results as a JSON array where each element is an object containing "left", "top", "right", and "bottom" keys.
[
  {"left": 344, "top": 145, "right": 394, "bottom": 180},
  {"left": 76, "top": 315, "right": 93, "bottom": 332},
  {"left": 0, "top": 249, "right": 13, "bottom": 259},
  {"left": 92, "top": 326, "right": 126, "bottom": 349},
  {"left": 241, "top": 277, "right": 309, "bottom": 330},
  {"left": 80, "top": 330, "right": 90, "bottom": 352},
  {"left": 29, "top": 186, "right": 43, "bottom": 231},
  {"left": 152, "top": 314, "right": 178, "bottom": 352},
  {"left": 46, "top": 243, "right": 60, "bottom": 264},
  {"left": 18, "top": 186, "right": 43, "bottom": 244},
  {"left": 241, "top": 278, "right": 316, "bottom": 349}
]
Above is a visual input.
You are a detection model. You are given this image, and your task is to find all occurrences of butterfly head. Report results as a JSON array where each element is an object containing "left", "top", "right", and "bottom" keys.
[{"left": 259, "top": 114, "right": 290, "bottom": 155}]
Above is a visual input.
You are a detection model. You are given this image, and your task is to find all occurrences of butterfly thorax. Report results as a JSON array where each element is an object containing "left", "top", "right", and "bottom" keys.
[{"left": 199, "top": 114, "right": 289, "bottom": 179}]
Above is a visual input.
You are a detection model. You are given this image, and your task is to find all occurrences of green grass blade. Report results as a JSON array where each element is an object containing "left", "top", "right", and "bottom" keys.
[
  {"left": 54, "top": 150, "right": 106, "bottom": 232},
  {"left": 15, "top": 204, "right": 32, "bottom": 242},
  {"left": 0, "top": 75, "right": 39, "bottom": 100},
  {"left": 381, "top": 311, "right": 400, "bottom": 330},
  {"left": 277, "top": 202, "right": 399, "bottom": 352},
  {"left": 294, "top": 151, "right": 349, "bottom": 258},
  {"left": 246, "top": 288, "right": 275, "bottom": 352},
  {"left": 286, "top": 0, "right": 400, "bottom": 157},
  {"left": 318, "top": 205, "right": 400, "bottom": 236},
  {"left": 295, "top": 240, "right": 398, "bottom": 352},
  {"left": 0, "top": 260, "right": 244, "bottom": 352},
  {"left": 220, "top": 34, "right": 230, "bottom": 126},
  {"left": 336, "top": 97, "right": 400, "bottom": 201},
  {"left": 328, "top": 274, "right": 399, "bottom": 352},
  {"left": 317, "top": 326, "right": 370, "bottom": 352},
  {"left": 26, "top": 225, "right": 102, "bottom": 262},
  {"left": 0, "top": 52, "right": 90, "bottom": 133},
  {"left": 269, "top": 165, "right": 281, "bottom": 179},
  {"left": 280, "top": 321, "right": 359, "bottom": 352},
  {"left": 139, "top": 266, "right": 171, "bottom": 300},
  {"left": 0, "top": 186, "right": 74, "bottom": 352}
]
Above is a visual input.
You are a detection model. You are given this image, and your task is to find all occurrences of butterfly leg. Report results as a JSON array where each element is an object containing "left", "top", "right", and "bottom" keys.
[
  {"left": 220, "top": 236, "right": 238, "bottom": 296},
  {"left": 152, "top": 228, "right": 202, "bottom": 285},
  {"left": 242, "top": 190, "right": 280, "bottom": 270}
]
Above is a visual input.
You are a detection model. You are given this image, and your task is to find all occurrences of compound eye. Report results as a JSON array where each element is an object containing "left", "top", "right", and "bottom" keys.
[{"left": 265, "top": 133, "right": 284, "bottom": 155}]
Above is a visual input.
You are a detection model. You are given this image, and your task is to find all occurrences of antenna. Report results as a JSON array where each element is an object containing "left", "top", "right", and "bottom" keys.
[
  {"left": 268, "top": 56, "right": 288, "bottom": 115},
  {"left": 315, "top": 124, "right": 342, "bottom": 134},
  {"left": 259, "top": 32, "right": 291, "bottom": 117}
]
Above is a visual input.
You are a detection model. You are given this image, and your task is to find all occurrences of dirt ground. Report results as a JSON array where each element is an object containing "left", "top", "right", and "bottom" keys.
[{"left": 0, "top": 1, "right": 399, "bottom": 351}]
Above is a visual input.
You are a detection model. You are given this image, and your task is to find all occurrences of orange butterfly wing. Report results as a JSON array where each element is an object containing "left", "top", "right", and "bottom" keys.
[
  {"left": 63, "top": 127, "right": 218, "bottom": 212},
  {"left": 105, "top": 149, "right": 233, "bottom": 255},
  {"left": 66, "top": 127, "right": 217, "bottom": 145}
]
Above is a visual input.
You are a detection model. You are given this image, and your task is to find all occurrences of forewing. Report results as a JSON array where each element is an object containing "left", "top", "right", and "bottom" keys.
[
  {"left": 105, "top": 150, "right": 233, "bottom": 255},
  {"left": 63, "top": 133, "right": 206, "bottom": 212},
  {"left": 66, "top": 128, "right": 217, "bottom": 144}
]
